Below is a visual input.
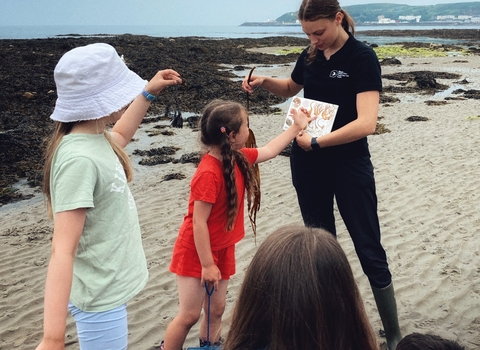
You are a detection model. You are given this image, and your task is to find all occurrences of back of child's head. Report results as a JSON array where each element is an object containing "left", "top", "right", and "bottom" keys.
[
  {"left": 224, "top": 224, "right": 378, "bottom": 350},
  {"left": 396, "top": 333, "right": 466, "bottom": 350},
  {"left": 199, "top": 99, "right": 245, "bottom": 147},
  {"left": 51, "top": 43, "right": 147, "bottom": 123}
]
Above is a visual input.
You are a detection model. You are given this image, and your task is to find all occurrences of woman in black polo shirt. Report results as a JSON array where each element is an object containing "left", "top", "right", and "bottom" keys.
[{"left": 242, "top": 0, "right": 401, "bottom": 349}]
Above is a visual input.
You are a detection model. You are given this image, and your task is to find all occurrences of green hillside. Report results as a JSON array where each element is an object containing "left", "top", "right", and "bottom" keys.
[{"left": 274, "top": 2, "right": 480, "bottom": 24}]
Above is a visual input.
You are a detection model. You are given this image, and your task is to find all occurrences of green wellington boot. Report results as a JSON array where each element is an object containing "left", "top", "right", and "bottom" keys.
[{"left": 371, "top": 282, "right": 402, "bottom": 350}]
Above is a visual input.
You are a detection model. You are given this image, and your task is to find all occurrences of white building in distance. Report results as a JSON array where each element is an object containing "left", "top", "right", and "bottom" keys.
[
  {"left": 399, "top": 15, "right": 422, "bottom": 22},
  {"left": 377, "top": 15, "right": 396, "bottom": 23}
]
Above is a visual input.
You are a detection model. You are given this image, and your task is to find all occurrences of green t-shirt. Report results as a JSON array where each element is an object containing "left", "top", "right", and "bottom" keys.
[{"left": 51, "top": 133, "right": 148, "bottom": 312}]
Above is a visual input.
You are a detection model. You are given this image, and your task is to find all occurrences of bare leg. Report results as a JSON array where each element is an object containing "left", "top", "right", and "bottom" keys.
[
  {"left": 199, "top": 280, "right": 228, "bottom": 344},
  {"left": 163, "top": 276, "right": 206, "bottom": 350}
]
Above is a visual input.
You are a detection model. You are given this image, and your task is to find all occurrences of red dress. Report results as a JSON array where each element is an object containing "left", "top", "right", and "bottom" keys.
[{"left": 170, "top": 148, "right": 258, "bottom": 279}]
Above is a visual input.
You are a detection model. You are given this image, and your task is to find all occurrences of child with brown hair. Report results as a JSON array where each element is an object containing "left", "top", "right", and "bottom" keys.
[
  {"left": 161, "top": 99, "right": 314, "bottom": 350},
  {"left": 223, "top": 224, "right": 379, "bottom": 350},
  {"left": 37, "top": 43, "right": 181, "bottom": 350}
]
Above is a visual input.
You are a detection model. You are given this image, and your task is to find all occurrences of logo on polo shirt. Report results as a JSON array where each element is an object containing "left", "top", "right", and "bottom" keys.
[{"left": 329, "top": 70, "right": 349, "bottom": 78}]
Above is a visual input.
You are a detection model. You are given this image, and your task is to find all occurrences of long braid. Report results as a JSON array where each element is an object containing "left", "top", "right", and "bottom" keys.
[
  {"left": 220, "top": 135, "right": 238, "bottom": 231},
  {"left": 200, "top": 99, "right": 258, "bottom": 232}
]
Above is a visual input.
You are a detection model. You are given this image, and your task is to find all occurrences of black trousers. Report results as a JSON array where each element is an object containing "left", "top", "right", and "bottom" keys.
[{"left": 290, "top": 144, "right": 392, "bottom": 288}]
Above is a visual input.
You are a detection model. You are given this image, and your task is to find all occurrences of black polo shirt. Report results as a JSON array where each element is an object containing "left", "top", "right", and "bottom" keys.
[{"left": 291, "top": 33, "right": 382, "bottom": 158}]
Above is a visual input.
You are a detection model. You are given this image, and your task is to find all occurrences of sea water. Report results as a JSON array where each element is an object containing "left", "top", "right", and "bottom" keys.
[{"left": 1, "top": 24, "right": 479, "bottom": 45}]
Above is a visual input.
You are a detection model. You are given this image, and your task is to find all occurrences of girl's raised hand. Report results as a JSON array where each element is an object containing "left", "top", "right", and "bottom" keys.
[
  {"left": 292, "top": 107, "right": 316, "bottom": 130},
  {"left": 145, "top": 69, "right": 182, "bottom": 96}
]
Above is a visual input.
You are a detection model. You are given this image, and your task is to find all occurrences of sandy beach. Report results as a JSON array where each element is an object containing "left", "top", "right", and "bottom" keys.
[{"left": 1, "top": 48, "right": 480, "bottom": 349}]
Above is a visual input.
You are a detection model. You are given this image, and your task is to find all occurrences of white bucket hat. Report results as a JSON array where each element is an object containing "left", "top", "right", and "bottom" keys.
[{"left": 50, "top": 43, "right": 148, "bottom": 122}]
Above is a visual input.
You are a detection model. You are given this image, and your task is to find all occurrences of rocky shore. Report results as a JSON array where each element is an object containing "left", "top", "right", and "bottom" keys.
[{"left": 1, "top": 29, "right": 479, "bottom": 205}]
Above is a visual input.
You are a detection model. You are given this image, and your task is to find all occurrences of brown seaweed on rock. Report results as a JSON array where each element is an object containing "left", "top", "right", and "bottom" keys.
[
  {"left": 406, "top": 116, "right": 429, "bottom": 122},
  {"left": 174, "top": 152, "right": 202, "bottom": 166},
  {"left": 162, "top": 172, "right": 186, "bottom": 181},
  {"left": 1, "top": 30, "right": 479, "bottom": 205},
  {"left": 383, "top": 71, "right": 460, "bottom": 94},
  {"left": 133, "top": 146, "right": 180, "bottom": 157},
  {"left": 0, "top": 35, "right": 309, "bottom": 204},
  {"left": 139, "top": 155, "right": 174, "bottom": 166}
]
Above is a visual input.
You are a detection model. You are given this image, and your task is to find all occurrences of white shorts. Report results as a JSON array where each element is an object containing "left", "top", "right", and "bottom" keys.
[{"left": 68, "top": 302, "right": 128, "bottom": 350}]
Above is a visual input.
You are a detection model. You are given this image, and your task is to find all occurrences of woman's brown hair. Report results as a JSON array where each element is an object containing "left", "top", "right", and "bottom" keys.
[
  {"left": 298, "top": 0, "right": 356, "bottom": 63},
  {"left": 199, "top": 99, "right": 259, "bottom": 231},
  {"left": 42, "top": 121, "right": 133, "bottom": 219},
  {"left": 223, "top": 225, "right": 379, "bottom": 350}
]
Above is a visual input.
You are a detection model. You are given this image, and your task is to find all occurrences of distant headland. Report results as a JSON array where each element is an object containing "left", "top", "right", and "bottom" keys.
[
  {"left": 240, "top": 21, "right": 480, "bottom": 27},
  {"left": 240, "top": 2, "right": 480, "bottom": 26}
]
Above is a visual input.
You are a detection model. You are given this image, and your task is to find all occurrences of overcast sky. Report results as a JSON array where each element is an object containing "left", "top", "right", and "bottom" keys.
[{"left": 1, "top": 0, "right": 478, "bottom": 26}]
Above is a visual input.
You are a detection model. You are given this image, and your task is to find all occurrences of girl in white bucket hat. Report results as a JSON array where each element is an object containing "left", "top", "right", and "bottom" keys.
[{"left": 37, "top": 43, "right": 181, "bottom": 350}]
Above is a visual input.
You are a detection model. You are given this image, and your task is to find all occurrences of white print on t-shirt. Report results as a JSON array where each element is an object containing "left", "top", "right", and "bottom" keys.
[
  {"left": 127, "top": 189, "right": 135, "bottom": 210},
  {"left": 111, "top": 160, "right": 126, "bottom": 194},
  {"left": 329, "top": 70, "right": 349, "bottom": 79}
]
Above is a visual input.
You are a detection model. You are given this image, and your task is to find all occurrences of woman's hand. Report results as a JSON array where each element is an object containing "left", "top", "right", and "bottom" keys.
[
  {"left": 201, "top": 264, "right": 221, "bottom": 291},
  {"left": 242, "top": 74, "right": 264, "bottom": 93},
  {"left": 145, "top": 69, "right": 182, "bottom": 96},
  {"left": 296, "top": 131, "right": 315, "bottom": 151}
]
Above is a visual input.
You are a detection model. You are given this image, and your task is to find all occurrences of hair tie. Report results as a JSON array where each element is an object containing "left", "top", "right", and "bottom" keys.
[{"left": 220, "top": 127, "right": 226, "bottom": 133}]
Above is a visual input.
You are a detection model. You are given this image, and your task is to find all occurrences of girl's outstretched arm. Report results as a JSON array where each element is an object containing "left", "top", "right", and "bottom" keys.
[
  {"left": 255, "top": 108, "right": 314, "bottom": 164},
  {"left": 192, "top": 200, "right": 221, "bottom": 291},
  {"left": 36, "top": 209, "right": 86, "bottom": 350},
  {"left": 111, "top": 69, "right": 182, "bottom": 148}
]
